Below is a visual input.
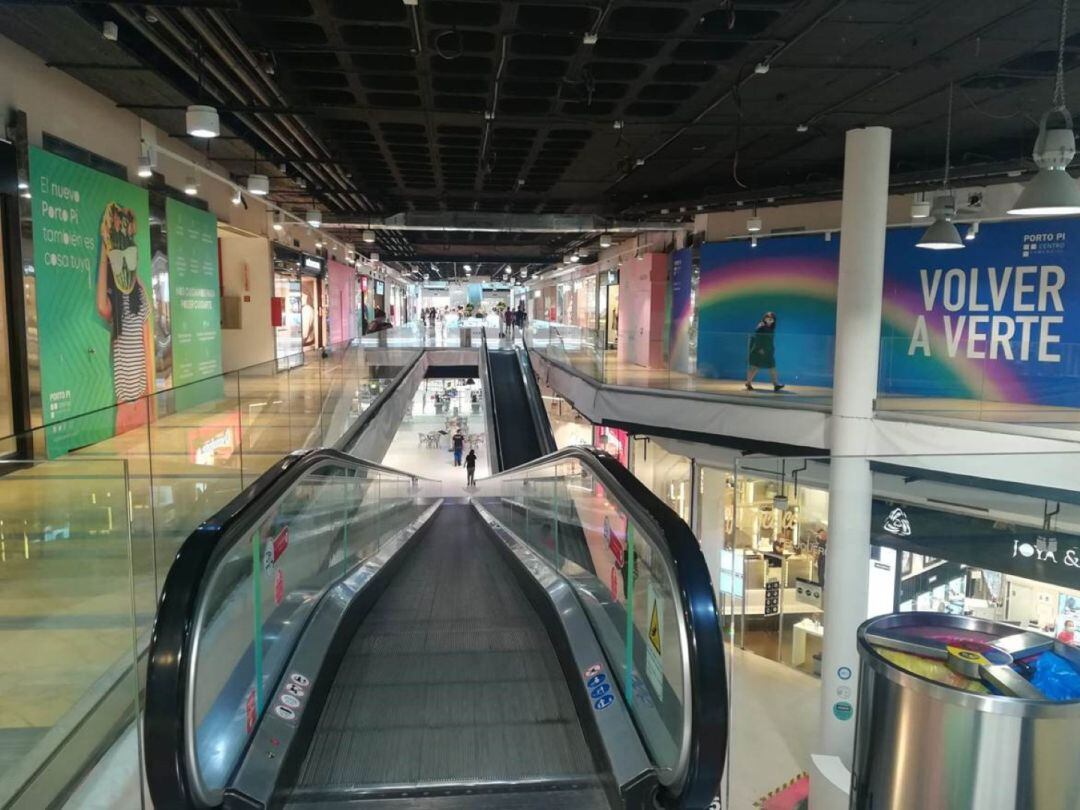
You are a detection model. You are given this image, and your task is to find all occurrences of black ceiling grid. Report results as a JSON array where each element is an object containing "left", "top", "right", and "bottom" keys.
[
  {"left": 0, "top": 1, "right": 1074, "bottom": 275},
  {"left": 615, "top": 0, "right": 1080, "bottom": 214}
]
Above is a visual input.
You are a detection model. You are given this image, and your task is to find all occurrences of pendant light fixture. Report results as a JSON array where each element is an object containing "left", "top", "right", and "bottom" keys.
[
  {"left": 918, "top": 83, "right": 965, "bottom": 250},
  {"left": 306, "top": 209, "right": 322, "bottom": 228},
  {"left": 185, "top": 47, "right": 219, "bottom": 138},
  {"left": 247, "top": 145, "right": 268, "bottom": 196},
  {"left": 1009, "top": 0, "right": 1080, "bottom": 216}
]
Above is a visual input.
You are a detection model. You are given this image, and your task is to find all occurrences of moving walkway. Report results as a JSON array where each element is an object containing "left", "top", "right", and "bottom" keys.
[{"left": 143, "top": 443, "right": 726, "bottom": 809}]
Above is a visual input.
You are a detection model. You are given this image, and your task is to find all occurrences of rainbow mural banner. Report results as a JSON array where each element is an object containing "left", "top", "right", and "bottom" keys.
[
  {"left": 669, "top": 248, "right": 694, "bottom": 374},
  {"left": 881, "top": 219, "right": 1080, "bottom": 406},
  {"left": 697, "top": 236, "right": 839, "bottom": 387}
]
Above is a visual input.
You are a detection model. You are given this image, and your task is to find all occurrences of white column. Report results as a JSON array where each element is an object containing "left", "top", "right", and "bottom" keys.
[{"left": 817, "top": 127, "right": 891, "bottom": 778}]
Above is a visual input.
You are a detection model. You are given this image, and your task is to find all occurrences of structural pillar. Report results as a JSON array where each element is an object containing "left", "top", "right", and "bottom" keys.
[{"left": 812, "top": 126, "right": 892, "bottom": 805}]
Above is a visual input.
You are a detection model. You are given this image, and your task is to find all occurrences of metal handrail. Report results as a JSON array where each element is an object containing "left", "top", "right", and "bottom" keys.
[
  {"left": 483, "top": 445, "right": 727, "bottom": 807},
  {"left": 516, "top": 345, "right": 558, "bottom": 457},
  {"left": 480, "top": 329, "right": 506, "bottom": 471}
]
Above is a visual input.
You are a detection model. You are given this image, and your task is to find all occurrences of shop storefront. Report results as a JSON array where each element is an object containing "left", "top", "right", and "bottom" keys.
[
  {"left": 631, "top": 438, "right": 692, "bottom": 523},
  {"left": 272, "top": 245, "right": 324, "bottom": 368},
  {"left": 872, "top": 500, "right": 1080, "bottom": 641},
  {"left": 598, "top": 269, "right": 619, "bottom": 350},
  {"left": 594, "top": 425, "right": 631, "bottom": 468},
  {"left": 326, "top": 258, "right": 357, "bottom": 347}
]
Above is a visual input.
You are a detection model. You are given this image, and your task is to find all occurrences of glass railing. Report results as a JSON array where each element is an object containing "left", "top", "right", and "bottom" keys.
[
  {"left": 362, "top": 320, "right": 502, "bottom": 349},
  {"left": 473, "top": 446, "right": 726, "bottom": 808},
  {"left": 0, "top": 339, "right": 419, "bottom": 808},
  {"left": 144, "top": 449, "right": 438, "bottom": 807},
  {"left": 530, "top": 321, "right": 1080, "bottom": 429},
  {"left": 528, "top": 321, "right": 834, "bottom": 408},
  {"left": 877, "top": 335, "right": 1080, "bottom": 426},
  {"left": 0, "top": 457, "right": 137, "bottom": 808}
]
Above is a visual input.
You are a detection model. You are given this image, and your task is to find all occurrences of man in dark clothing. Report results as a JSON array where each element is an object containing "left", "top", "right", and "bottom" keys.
[
  {"left": 465, "top": 449, "right": 477, "bottom": 486},
  {"left": 452, "top": 430, "right": 465, "bottom": 466}
]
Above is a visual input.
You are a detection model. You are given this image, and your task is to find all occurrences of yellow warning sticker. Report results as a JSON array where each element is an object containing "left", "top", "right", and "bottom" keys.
[
  {"left": 649, "top": 602, "right": 662, "bottom": 656},
  {"left": 645, "top": 583, "right": 664, "bottom": 696}
]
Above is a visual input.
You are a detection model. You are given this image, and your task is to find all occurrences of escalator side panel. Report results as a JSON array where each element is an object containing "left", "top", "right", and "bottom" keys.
[
  {"left": 287, "top": 505, "right": 605, "bottom": 804},
  {"left": 223, "top": 502, "right": 443, "bottom": 810}
]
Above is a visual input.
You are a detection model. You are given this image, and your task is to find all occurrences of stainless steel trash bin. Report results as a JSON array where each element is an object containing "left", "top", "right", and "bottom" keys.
[{"left": 852, "top": 612, "right": 1080, "bottom": 810}]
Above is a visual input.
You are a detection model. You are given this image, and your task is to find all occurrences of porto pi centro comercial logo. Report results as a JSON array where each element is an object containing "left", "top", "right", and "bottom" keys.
[
  {"left": 883, "top": 507, "right": 911, "bottom": 537},
  {"left": 1021, "top": 229, "right": 1067, "bottom": 259}
]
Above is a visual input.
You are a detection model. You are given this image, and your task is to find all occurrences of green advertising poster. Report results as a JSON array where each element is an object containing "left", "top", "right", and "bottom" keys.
[
  {"left": 165, "top": 197, "right": 222, "bottom": 409},
  {"left": 30, "top": 147, "right": 154, "bottom": 457}
]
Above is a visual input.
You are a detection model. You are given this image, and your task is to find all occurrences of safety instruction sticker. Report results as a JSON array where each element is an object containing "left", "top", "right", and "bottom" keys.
[
  {"left": 646, "top": 583, "right": 664, "bottom": 696},
  {"left": 585, "top": 671, "right": 613, "bottom": 711}
]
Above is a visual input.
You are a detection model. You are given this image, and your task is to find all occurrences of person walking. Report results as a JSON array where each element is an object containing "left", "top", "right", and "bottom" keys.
[
  {"left": 503, "top": 306, "right": 513, "bottom": 339},
  {"left": 745, "top": 311, "right": 784, "bottom": 392},
  {"left": 514, "top": 301, "right": 527, "bottom": 341},
  {"left": 465, "top": 448, "right": 477, "bottom": 486},
  {"left": 451, "top": 429, "right": 465, "bottom": 466}
]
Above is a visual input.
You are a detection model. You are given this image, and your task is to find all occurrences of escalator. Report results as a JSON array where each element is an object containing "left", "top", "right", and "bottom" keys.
[
  {"left": 481, "top": 334, "right": 556, "bottom": 472},
  {"left": 144, "top": 447, "right": 726, "bottom": 810}
]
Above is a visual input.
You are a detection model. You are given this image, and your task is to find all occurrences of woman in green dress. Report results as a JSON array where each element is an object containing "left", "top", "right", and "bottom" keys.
[{"left": 745, "top": 311, "right": 784, "bottom": 392}]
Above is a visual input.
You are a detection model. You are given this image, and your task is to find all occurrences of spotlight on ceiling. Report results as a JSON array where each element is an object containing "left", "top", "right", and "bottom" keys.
[
  {"left": 185, "top": 104, "right": 220, "bottom": 139},
  {"left": 362, "top": 229, "right": 376, "bottom": 244},
  {"left": 463, "top": 264, "right": 473, "bottom": 274},
  {"left": 911, "top": 198, "right": 932, "bottom": 219},
  {"left": 1009, "top": 111, "right": 1080, "bottom": 216},
  {"left": 599, "top": 233, "right": 612, "bottom": 248},
  {"left": 747, "top": 215, "right": 762, "bottom": 233},
  {"left": 247, "top": 174, "right": 269, "bottom": 196},
  {"left": 965, "top": 221, "right": 980, "bottom": 241},
  {"left": 183, "top": 176, "right": 198, "bottom": 196},
  {"left": 570, "top": 252, "right": 580, "bottom": 262},
  {"left": 306, "top": 209, "right": 322, "bottom": 228},
  {"left": 917, "top": 194, "right": 965, "bottom": 250}
]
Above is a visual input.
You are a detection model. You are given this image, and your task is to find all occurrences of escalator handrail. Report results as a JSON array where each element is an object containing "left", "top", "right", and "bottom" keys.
[
  {"left": 485, "top": 445, "right": 727, "bottom": 808},
  {"left": 479, "top": 329, "right": 506, "bottom": 471},
  {"left": 144, "top": 446, "right": 434, "bottom": 809},
  {"left": 515, "top": 345, "right": 558, "bottom": 457}
]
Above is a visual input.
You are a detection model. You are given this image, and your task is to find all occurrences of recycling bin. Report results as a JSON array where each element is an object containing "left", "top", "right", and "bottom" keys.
[{"left": 852, "top": 612, "right": 1080, "bottom": 810}]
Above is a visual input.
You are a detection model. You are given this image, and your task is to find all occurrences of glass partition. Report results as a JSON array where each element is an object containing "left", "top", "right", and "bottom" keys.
[
  {"left": 475, "top": 455, "right": 689, "bottom": 786},
  {"left": 0, "top": 339, "right": 417, "bottom": 807},
  {"left": 187, "top": 458, "right": 437, "bottom": 804},
  {"left": 0, "top": 458, "right": 137, "bottom": 808}
]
